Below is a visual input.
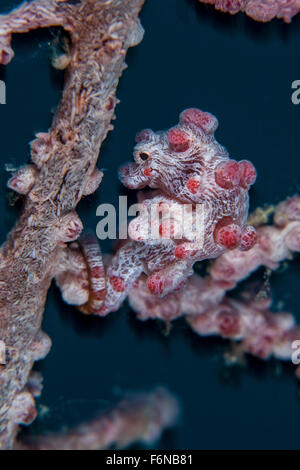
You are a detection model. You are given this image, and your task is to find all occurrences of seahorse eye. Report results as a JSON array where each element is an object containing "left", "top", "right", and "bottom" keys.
[{"left": 139, "top": 152, "right": 150, "bottom": 161}]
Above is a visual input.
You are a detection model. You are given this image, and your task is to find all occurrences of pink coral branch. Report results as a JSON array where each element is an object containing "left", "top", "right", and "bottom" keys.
[
  {"left": 187, "top": 295, "right": 300, "bottom": 375},
  {"left": 0, "top": 0, "right": 145, "bottom": 449},
  {"left": 61, "top": 108, "right": 256, "bottom": 317},
  {"left": 199, "top": 0, "right": 300, "bottom": 23}
]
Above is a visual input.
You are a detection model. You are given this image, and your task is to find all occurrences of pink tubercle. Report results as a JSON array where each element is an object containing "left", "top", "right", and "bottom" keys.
[
  {"left": 186, "top": 178, "right": 201, "bottom": 194},
  {"left": 144, "top": 168, "right": 153, "bottom": 177},
  {"left": 180, "top": 108, "right": 218, "bottom": 134},
  {"left": 146, "top": 273, "right": 165, "bottom": 295},
  {"left": 174, "top": 245, "right": 188, "bottom": 259},
  {"left": 167, "top": 128, "right": 190, "bottom": 152},
  {"left": 239, "top": 225, "right": 257, "bottom": 251},
  {"left": 239, "top": 160, "right": 257, "bottom": 188},
  {"left": 215, "top": 160, "right": 240, "bottom": 189}
]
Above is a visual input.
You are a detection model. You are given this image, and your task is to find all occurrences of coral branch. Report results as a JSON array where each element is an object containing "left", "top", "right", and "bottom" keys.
[
  {"left": 15, "top": 388, "right": 179, "bottom": 450},
  {"left": 187, "top": 295, "right": 300, "bottom": 373},
  {"left": 199, "top": 0, "right": 300, "bottom": 23},
  {"left": 0, "top": 0, "right": 145, "bottom": 449}
]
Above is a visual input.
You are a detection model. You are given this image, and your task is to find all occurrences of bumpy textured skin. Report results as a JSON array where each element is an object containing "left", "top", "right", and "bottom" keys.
[
  {"left": 58, "top": 109, "right": 256, "bottom": 315},
  {"left": 200, "top": 0, "right": 300, "bottom": 23}
]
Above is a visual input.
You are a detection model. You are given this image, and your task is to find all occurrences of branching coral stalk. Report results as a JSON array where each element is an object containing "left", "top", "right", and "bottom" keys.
[
  {"left": 15, "top": 387, "right": 179, "bottom": 450},
  {"left": 199, "top": 0, "right": 300, "bottom": 23},
  {"left": 0, "top": 0, "right": 145, "bottom": 449}
]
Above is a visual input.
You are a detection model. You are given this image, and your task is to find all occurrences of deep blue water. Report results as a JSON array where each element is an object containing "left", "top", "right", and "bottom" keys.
[{"left": 1, "top": 0, "right": 300, "bottom": 449}]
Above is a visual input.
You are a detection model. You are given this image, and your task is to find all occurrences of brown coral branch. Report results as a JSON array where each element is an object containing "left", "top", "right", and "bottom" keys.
[
  {"left": 0, "top": 0, "right": 145, "bottom": 449},
  {"left": 15, "top": 387, "right": 179, "bottom": 450}
]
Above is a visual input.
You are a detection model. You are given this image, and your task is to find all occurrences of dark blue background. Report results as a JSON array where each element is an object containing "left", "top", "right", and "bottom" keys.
[{"left": 0, "top": 0, "right": 300, "bottom": 449}]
